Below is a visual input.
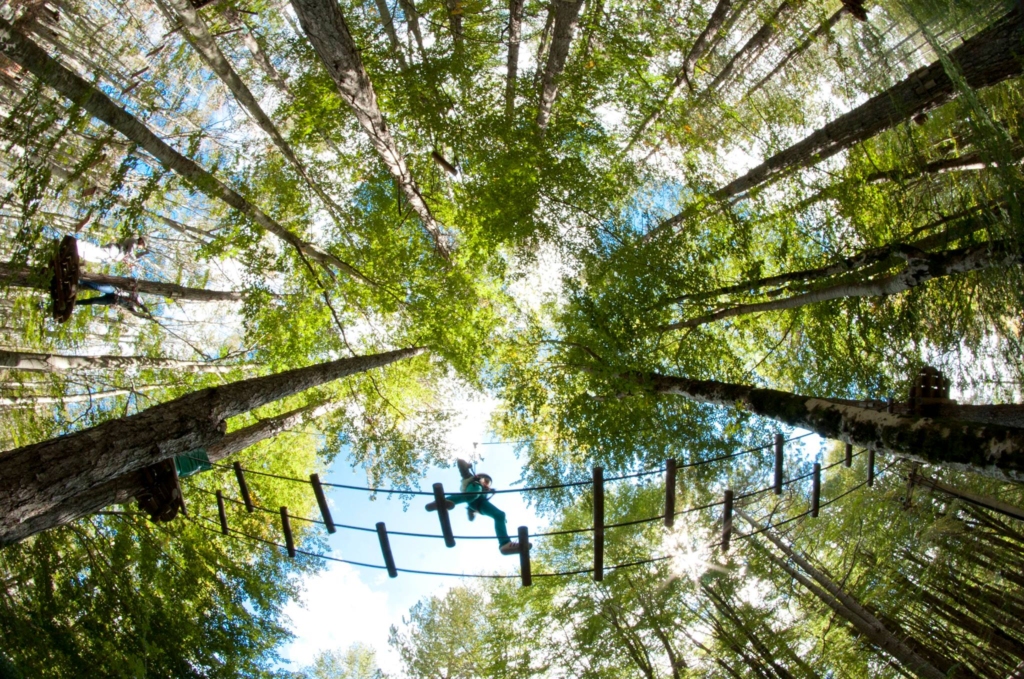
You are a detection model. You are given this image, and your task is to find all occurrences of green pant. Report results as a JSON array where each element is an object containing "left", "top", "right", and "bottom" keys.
[{"left": 447, "top": 493, "right": 510, "bottom": 546}]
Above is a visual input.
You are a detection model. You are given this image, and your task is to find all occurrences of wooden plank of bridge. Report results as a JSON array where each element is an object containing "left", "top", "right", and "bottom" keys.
[
  {"left": 433, "top": 483, "right": 455, "bottom": 547},
  {"left": 664, "top": 458, "right": 676, "bottom": 528},
  {"left": 233, "top": 462, "right": 254, "bottom": 512},
  {"left": 310, "top": 473, "right": 336, "bottom": 534},
  {"left": 376, "top": 522, "right": 398, "bottom": 578},
  {"left": 593, "top": 467, "right": 604, "bottom": 582}
]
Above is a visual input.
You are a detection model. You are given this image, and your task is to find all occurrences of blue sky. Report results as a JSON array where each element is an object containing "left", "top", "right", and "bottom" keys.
[{"left": 279, "top": 438, "right": 543, "bottom": 674}]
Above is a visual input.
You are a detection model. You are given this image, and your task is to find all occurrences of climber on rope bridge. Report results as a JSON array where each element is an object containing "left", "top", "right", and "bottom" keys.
[{"left": 426, "top": 459, "right": 527, "bottom": 555}]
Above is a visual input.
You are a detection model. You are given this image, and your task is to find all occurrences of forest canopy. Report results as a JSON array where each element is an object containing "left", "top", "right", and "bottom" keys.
[{"left": 0, "top": 0, "right": 1023, "bottom": 675}]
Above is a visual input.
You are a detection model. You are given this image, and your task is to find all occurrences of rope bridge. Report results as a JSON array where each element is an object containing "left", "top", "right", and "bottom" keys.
[{"left": 180, "top": 434, "right": 884, "bottom": 586}]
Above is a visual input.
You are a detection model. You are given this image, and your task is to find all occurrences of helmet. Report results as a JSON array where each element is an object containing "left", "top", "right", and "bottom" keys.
[{"left": 473, "top": 473, "right": 493, "bottom": 486}]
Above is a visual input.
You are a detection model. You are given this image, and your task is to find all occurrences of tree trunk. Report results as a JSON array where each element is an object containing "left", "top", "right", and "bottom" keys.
[
  {"left": 0, "top": 386, "right": 161, "bottom": 408},
  {"left": 289, "top": 0, "right": 451, "bottom": 260},
  {"left": 683, "top": 0, "right": 733, "bottom": 87},
  {"left": 155, "top": 0, "right": 353, "bottom": 226},
  {"left": 658, "top": 239, "right": 1022, "bottom": 330},
  {"left": 221, "top": 7, "right": 291, "bottom": 97},
  {"left": 0, "top": 18, "right": 367, "bottom": 280},
  {"left": 745, "top": 6, "right": 848, "bottom": 98},
  {"left": 703, "top": 584, "right": 800, "bottom": 679},
  {"left": 651, "top": 5, "right": 1024, "bottom": 237},
  {"left": 626, "top": 0, "right": 732, "bottom": 149},
  {"left": 739, "top": 509, "right": 949, "bottom": 679},
  {"left": 505, "top": 0, "right": 524, "bottom": 117},
  {"left": 0, "top": 346, "right": 424, "bottom": 543},
  {"left": 705, "top": 0, "right": 804, "bottom": 95},
  {"left": 0, "top": 349, "right": 244, "bottom": 374},
  {"left": 913, "top": 472, "right": 1024, "bottom": 521},
  {"left": 632, "top": 370, "right": 1024, "bottom": 480},
  {"left": 658, "top": 211, "right": 988, "bottom": 308},
  {"left": 372, "top": 0, "right": 410, "bottom": 69},
  {"left": 445, "top": 0, "right": 464, "bottom": 51},
  {"left": 536, "top": 0, "right": 586, "bottom": 132},
  {"left": 0, "top": 260, "right": 242, "bottom": 302},
  {"left": 4, "top": 400, "right": 342, "bottom": 544},
  {"left": 399, "top": 0, "right": 427, "bottom": 59}
]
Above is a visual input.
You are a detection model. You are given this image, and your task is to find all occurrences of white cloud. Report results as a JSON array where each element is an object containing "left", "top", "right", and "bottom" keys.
[{"left": 280, "top": 562, "right": 396, "bottom": 670}]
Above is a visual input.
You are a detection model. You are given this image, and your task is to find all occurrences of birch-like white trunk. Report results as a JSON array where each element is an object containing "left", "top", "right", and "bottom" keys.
[
  {"left": 0, "top": 349, "right": 244, "bottom": 374},
  {"left": 0, "top": 18, "right": 367, "bottom": 280},
  {"left": 289, "top": 0, "right": 451, "bottom": 260},
  {"left": 659, "top": 240, "right": 1021, "bottom": 330},
  {"left": 737, "top": 508, "right": 949, "bottom": 679}
]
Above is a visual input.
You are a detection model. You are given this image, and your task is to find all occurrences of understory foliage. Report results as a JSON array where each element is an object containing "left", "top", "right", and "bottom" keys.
[{"left": 1, "top": 0, "right": 1023, "bottom": 674}]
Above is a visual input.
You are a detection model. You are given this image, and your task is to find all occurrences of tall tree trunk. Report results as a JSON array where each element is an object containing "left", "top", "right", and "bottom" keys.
[
  {"left": 3, "top": 400, "right": 342, "bottom": 544},
  {"left": 703, "top": 584, "right": 800, "bottom": 679},
  {"left": 445, "top": 0, "right": 464, "bottom": 51},
  {"left": 630, "top": 370, "right": 1024, "bottom": 480},
  {"left": 657, "top": 211, "right": 988, "bottom": 308},
  {"left": 371, "top": 0, "right": 410, "bottom": 70},
  {"left": 658, "top": 238, "right": 1022, "bottom": 330},
  {"left": 683, "top": 0, "right": 733, "bottom": 88},
  {"left": 536, "top": 0, "right": 586, "bottom": 133},
  {"left": 0, "top": 18, "right": 367, "bottom": 280},
  {"left": 913, "top": 472, "right": 1024, "bottom": 521},
  {"left": 705, "top": 0, "right": 805, "bottom": 96},
  {"left": 738, "top": 509, "right": 950, "bottom": 679},
  {"left": 0, "top": 260, "right": 241, "bottom": 302},
  {"left": 505, "top": 0, "right": 524, "bottom": 117},
  {"left": 650, "top": 5, "right": 1024, "bottom": 238},
  {"left": 626, "top": 0, "right": 732, "bottom": 150},
  {"left": 745, "top": 6, "right": 848, "bottom": 98},
  {"left": 221, "top": 7, "right": 292, "bottom": 97},
  {"left": 0, "top": 349, "right": 243, "bottom": 374},
  {"left": 398, "top": 0, "right": 427, "bottom": 60},
  {"left": 0, "top": 346, "right": 425, "bottom": 543},
  {"left": 0, "top": 386, "right": 161, "bottom": 407},
  {"left": 155, "top": 0, "right": 352, "bottom": 226},
  {"left": 289, "top": 0, "right": 451, "bottom": 260}
]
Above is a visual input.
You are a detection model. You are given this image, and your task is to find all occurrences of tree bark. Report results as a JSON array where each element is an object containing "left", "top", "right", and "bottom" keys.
[
  {"left": 221, "top": 7, "right": 291, "bottom": 97},
  {"left": 705, "top": 0, "right": 804, "bottom": 95},
  {"left": 0, "top": 346, "right": 424, "bottom": 543},
  {"left": 0, "top": 260, "right": 242, "bottom": 302},
  {"left": 658, "top": 239, "right": 1022, "bottom": 330},
  {"left": 398, "top": 0, "right": 427, "bottom": 59},
  {"left": 632, "top": 370, "right": 1024, "bottom": 480},
  {"left": 4, "top": 400, "right": 342, "bottom": 544},
  {"left": 651, "top": 5, "right": 1024, "bottom": 238},
  {"left": 155, "top": 0, "right": 354, "bottom": 227},
  {"left": 745, "top": 6, "right": 848, "bottom": 98},
  {"left": 505, "top": 0, "right": 524, "bottom": 117},
  {"left": 658, "top": 211, "right": 987, "bottom": 308},
  {"left": 626, "top": 0, "right": 732, "bottom": 149},
  {"left": 913, "top": 472, "right": 1024, "bottom": 521},
  {"left": 0, "top": 386, "right": 161, "bottom": 407},
  {"left": 536, "top": 0, "right": 586, "bottom": 132},
  {"left": 289, "top": 0, "right": 451, "bottom": 260},
  {"left": 683, "top": 0, "right": 733, "bottom": 88},
  {"left": 0, "top": 349, "right": 244, "bottom": 374},
  {"left": 0, "top": 18, "right": 366, "bottom": 280},
  {"left": 372, "top": 0, "right": 410, "bottom": 69},
  {"left": 739, "top": 511, "right": 949, "bottom": 679}
]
